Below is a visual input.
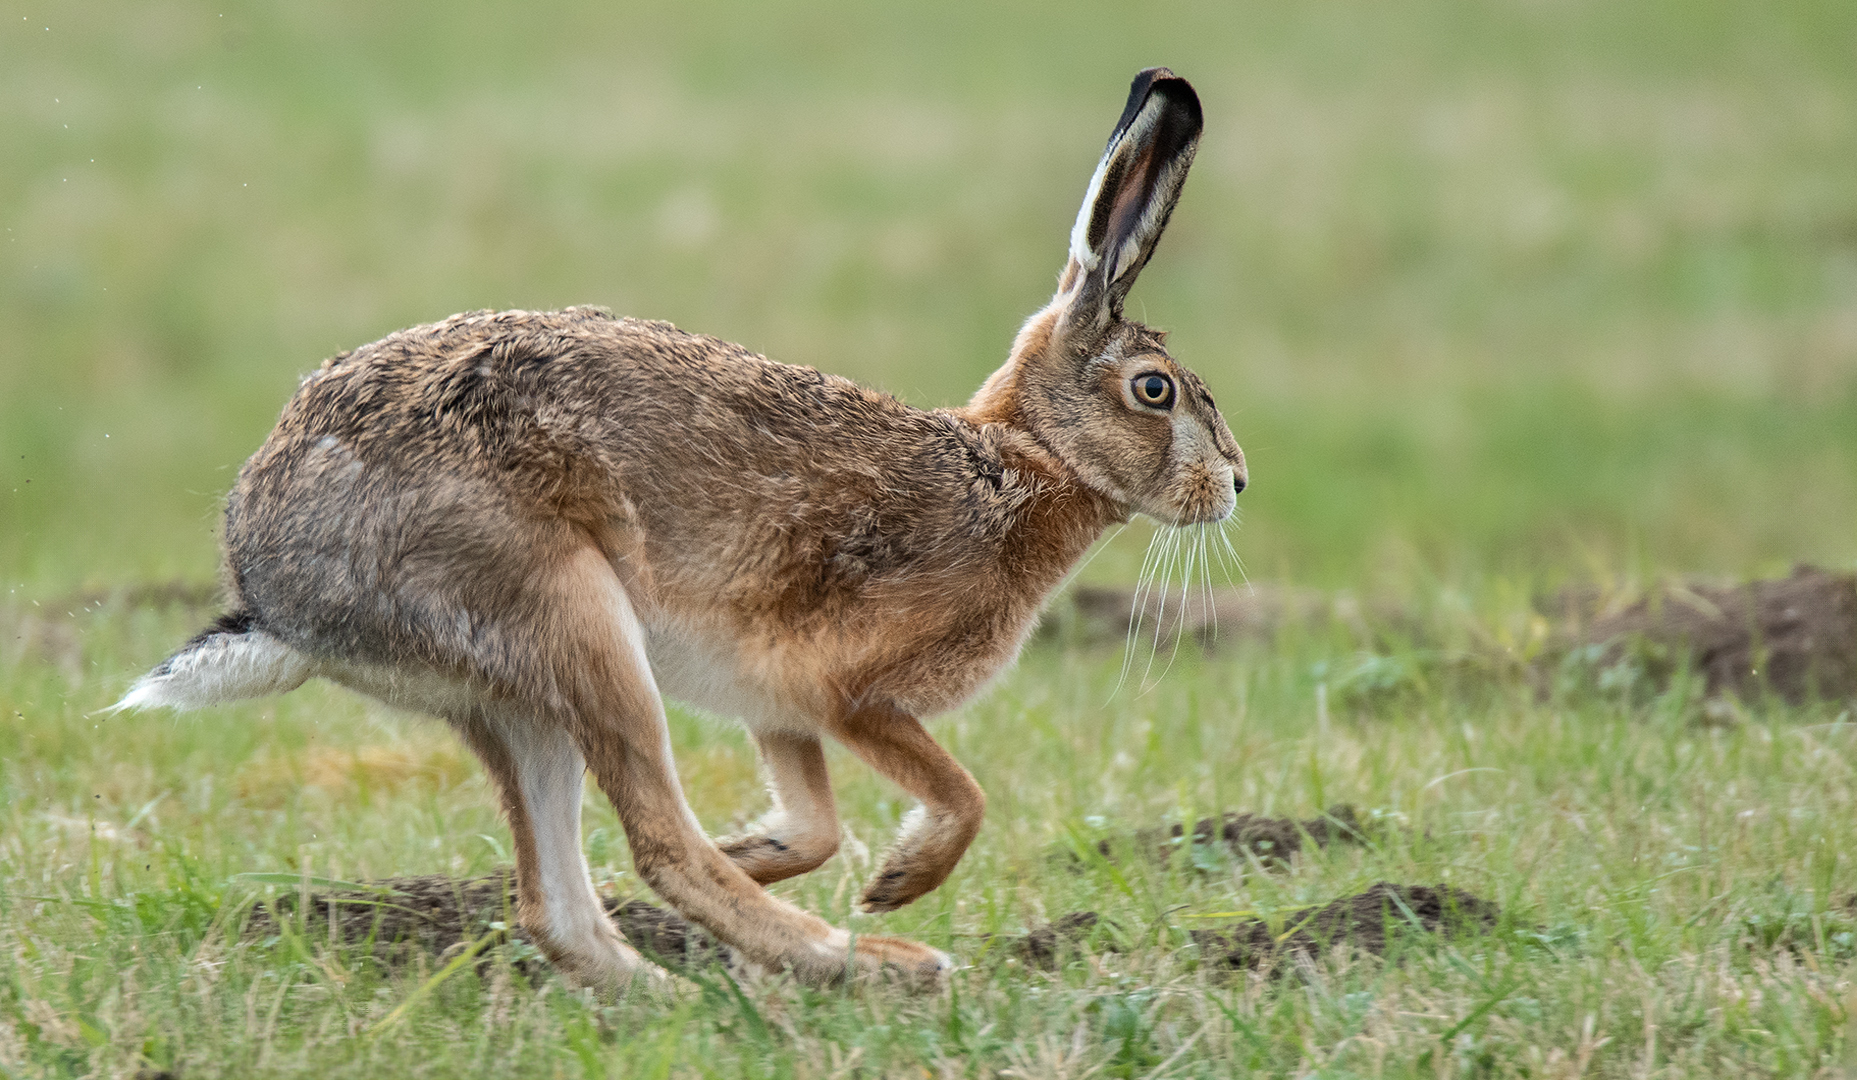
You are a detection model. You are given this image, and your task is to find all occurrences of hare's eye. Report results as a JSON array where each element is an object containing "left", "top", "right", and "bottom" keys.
[{"left": 1131, "top": 372, "right": 1175, "bottom": 410}]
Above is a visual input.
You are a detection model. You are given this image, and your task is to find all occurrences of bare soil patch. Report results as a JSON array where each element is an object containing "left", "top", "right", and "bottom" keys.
[
  {"left": 246, "top": 869, "right": 1499, "bottom": 984},
  {"left": 1010, "top": 882, "right": 1501, "bottom": 971},
  {"left": 246, "top": 872, "right": 520, "bottom": 959},
  {"left": 1099, "top": 805, "right": 1366, "bottom": 864},
  {"left": 245, "top": 871, "right": 724, "bottom": 972},
  {"left": 1553, "top": 564, "right": 1857, "bottom": 704},
  {"left": 247, "top": 804, "right": 1368, "bottom": 979},
  {"left": 1188, "top": 882, "right": 1502, "bottom": 970},
  {"left": 1011, "top": 911, "right": 1105, "bottom": 968}
]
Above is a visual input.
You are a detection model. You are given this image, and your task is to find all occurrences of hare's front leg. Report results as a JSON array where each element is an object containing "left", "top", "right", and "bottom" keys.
[
  {"left": 717, "top": 730, "right": 840, "bottom": 884},
  {"left": 829, "top": 705, "right": 986, "bottom": 913}
]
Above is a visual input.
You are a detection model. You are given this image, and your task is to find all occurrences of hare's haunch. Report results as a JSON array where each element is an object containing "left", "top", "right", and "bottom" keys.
[{"left": 114, "top": 68, "right": 1245, "bottom": 992}]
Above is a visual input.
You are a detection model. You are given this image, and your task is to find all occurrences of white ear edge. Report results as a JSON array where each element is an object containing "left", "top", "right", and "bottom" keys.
[
  {"left": 1066, "top": 96, "right": 1170, "bottom": 276},
  {"left": 1067, "top": 158, "right": 1110, "bottom": 273}
]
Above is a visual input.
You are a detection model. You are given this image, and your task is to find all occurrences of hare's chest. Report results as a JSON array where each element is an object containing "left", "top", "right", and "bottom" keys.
[
  {"left": 873, "top": 613, "right": 1038, "bottom": 717},
  {"left": 637, "top": 607, "right": 1029, "bottom": 730},
  {"left": 641, "top": 623, "right": 827, "bottom": 733}
]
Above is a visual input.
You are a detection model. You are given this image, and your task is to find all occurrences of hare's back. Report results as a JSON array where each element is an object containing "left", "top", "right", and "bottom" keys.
[
  {"left": 243, "top": 306, "right": 937, "bottom": 492},
  {"left": 220, "top": 308, "right": 962, "bottom": 677}
]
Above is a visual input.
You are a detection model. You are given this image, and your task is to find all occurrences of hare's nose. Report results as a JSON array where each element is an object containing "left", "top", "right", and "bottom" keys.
[{"left": 1232, "top": 469, "right": 1248, "bottom": 496}]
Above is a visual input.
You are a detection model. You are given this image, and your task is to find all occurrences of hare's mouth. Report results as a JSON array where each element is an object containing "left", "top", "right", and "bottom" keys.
[
  {"left": 1156, "top": 465, "right": 1240, "bottom": 526},
  {"left": 1145, "top": 500, "right": 1231, "bottom": 529},
  {"left": 1178, "top": 502, "right": 1236, "bottom": 526}
]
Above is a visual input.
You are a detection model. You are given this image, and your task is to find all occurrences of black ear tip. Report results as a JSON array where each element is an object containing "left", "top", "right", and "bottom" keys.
[{"left": 1122, "top": 67, "right": 1202, "bottom": 126}]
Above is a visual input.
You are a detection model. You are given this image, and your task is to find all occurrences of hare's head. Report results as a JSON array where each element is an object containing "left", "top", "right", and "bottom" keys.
[{"left": 970, "top": 69, "right": 1245, "bottom": 526}]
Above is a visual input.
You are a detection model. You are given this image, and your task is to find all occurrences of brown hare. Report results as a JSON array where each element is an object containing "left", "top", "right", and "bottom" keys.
[{"left": 114, "top": 68, "right": 1245, "bottom": 992}]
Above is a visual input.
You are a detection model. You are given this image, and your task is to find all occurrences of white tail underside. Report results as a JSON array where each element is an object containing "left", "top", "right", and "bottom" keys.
[{"left": 108, "top": 629, "right": 311, "bottom": 712}]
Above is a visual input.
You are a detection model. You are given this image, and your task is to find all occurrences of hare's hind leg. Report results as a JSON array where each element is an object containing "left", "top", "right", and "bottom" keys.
[
  {"left": 549, "top": 547, "right": 948, "bottom": 988},
  {"left": 717, "top": 730, "right": 840, "bottom": 884},
  {"left": 455, "top": 712, "right": 663, "bottom": 994},
  {"left": 829, "top": 705, "right": 986, "bottom": 913}
]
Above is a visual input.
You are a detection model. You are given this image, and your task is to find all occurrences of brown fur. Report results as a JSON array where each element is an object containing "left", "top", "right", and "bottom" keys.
[{"left": 120, "top": 68, "right": 1243, "bottom": 993}]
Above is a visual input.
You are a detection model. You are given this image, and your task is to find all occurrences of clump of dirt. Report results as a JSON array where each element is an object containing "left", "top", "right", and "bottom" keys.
[
  {"left": 1555, "top": 564, "right": 1857, "bottom": 704},
  {"left": 1005, "top": 883, "right": 1499, "bottom": 971},
  {"left": 1011, "top": 911, "right": 1102, "bottom": 967},
  {"left": 1191, "top": 882, "right": 1501, "bottom": 970},
  {"left": 243, "top": 870, "right": 722, "bottom": 972},
  {"left": 1096, "top": 805, "right": 1365, "bottom": 865},
  {"left": 245, "top": 872, "right": 519, "bottom": 958}
]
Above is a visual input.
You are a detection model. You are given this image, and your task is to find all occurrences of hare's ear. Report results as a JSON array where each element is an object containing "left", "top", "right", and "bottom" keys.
[{"left": 1061, "top": 68, "right": 1202, "bottom": 328}]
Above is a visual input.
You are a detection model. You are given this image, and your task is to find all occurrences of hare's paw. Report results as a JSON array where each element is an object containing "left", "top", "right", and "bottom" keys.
[
  {"left": 847, "top": 934, "right": 953, "bottom": 989},
  {"left": 717, "top": 828, "right": 838, "bottom": 885},
  {"left": 760, "top": 920, "right": 949, "bottom": 990},
  {"left": 858, "top": 859, "right": 948, "bottom": 913},
  {"left": 857, "top": 806, "right": 978, "bottom": 912}
]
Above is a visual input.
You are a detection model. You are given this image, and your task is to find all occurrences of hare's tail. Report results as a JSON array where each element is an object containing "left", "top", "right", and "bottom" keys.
[{"left": 108, "top": 611, "right": 311, "bottom": 712}]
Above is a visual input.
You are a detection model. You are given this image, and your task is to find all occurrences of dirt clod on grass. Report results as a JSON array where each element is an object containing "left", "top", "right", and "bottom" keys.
[
  {"left": 1192, "top": 882, "right": 1502, "bottom": 970},
  {"left": 245, "top": 871, "right": 722, "bottom": 972},
  {"left": 1007, "top": 883, "right": 1499, "bottom": 971},
  {"left": 1011, "top": 911, "right": 1102, "bottom": 967},
  {"left": 1096, "top": 805, "right": 1365, "bottom": 865},
  {"left": 245, "top": 872, "right": 520, "bottom": 958},
  {"left": 1555, "top": 564, "right": 1857, "bottom": 704}
]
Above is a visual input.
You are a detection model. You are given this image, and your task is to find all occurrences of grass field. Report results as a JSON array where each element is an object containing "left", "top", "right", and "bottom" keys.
[{"left": 4, "top": 0, "right": 1857, "bottom": 1076}]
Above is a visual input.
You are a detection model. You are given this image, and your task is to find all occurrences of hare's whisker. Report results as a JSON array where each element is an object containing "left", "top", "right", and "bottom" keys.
[
  {"left": 1140, "top": 526, "right": 1184, "bottom": 691},
  {"left": 1198, "top": 525, "right": 1218, "bottom": 643},
  {"left": 1124, "top": 528, "right": 1162, "bottom": 693},
  {"left": 1215, "top": 518, "right": 1248, "bottom": 590},
  {"left": 1115, "top": 525, "right": 1167, "bottom": 697},
  {"left": 1150, "top": 524, "right": 1213, "bottom": 691}
]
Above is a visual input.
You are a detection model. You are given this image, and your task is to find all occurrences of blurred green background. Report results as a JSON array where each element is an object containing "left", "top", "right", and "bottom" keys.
[{"left": 5, "top": 0, "right": 1855, "bottom": 594}]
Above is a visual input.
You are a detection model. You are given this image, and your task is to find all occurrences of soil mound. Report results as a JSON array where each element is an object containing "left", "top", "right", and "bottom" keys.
[
  {"left": 1555, "top": 564, "right": 1857, "bottom": 703},
  {"left": 1058, "top": 566, "right": 1857, "bottom": 704},
  {"left": 246, "top": 872, "right": 517, "bottom": 957},
  {"left": 1105, "top": 805, "right": 1364, "bottom": 864},
  {"left": 1011, "top": 882, "right": 1499, "bottom": 971},
  {"left": 1013, "top": 911, "right": 1103, "bottom": 967},
  {"left": 1192, "top": 882, "right": 1501, "bottom": 970},
  {"left": 245, "top": 871, "right": 722, "bottom": 972}
]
